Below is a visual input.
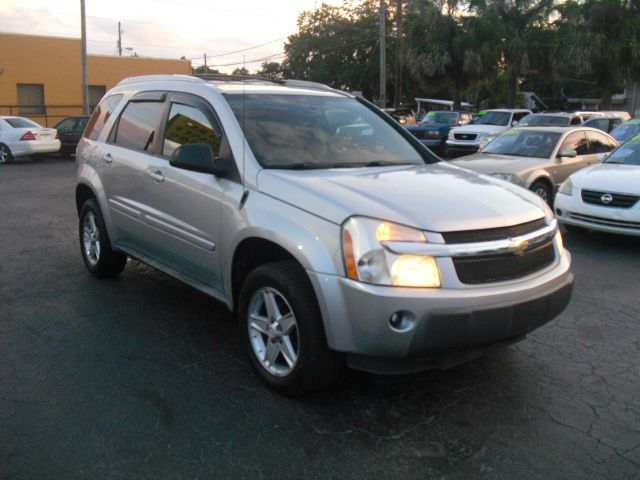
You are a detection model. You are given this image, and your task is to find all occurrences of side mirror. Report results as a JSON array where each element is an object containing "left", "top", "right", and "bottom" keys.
[
  {"left": 170, "top": 143, "right": 227, "bottom": 176},
  {"left": 558, "top": 148, "right": 578, "bottom": 159},
  {"left": 511, "top": 120, "right": 518, "bottom": 126}
]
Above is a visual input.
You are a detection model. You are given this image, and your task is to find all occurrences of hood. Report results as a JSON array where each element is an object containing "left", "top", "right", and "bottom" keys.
[
  {"left": 451, "top": 124, "right": 508, "bottom": 135},
  {"left": 570, "top": 163, "right": 640, "bottom": 193},
  {"left": 257, "top": 163, "right": 546, "bottom": 232},
  {"left": 407, "top": 122, "right": 449, "bottom": 131},
  {"left": 450, "top": 153, "right": 545, "bottom": 176}
]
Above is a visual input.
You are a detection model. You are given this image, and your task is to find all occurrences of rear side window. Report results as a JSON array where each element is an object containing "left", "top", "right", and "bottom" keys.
[
  {"left": 84, "top": 94, "right": 123, "bottom": 140},
  {"left": 570, "top": 117, "right": 582, "bottom": 125},
  {"left": 162, "top": 103, "right": 222, "bottom": 157},
  {"left": 587, "top": 131, "right": 616, "bottom": 153},
  {"left": 111, "top": 101, "right": 164, "bottom": 152},
  {"left": 559, "top": 131, "right": 588, "bottom": 155}
]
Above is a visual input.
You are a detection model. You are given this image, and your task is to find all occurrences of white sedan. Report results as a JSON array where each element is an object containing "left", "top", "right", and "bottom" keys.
[
  {"left": 555, "top": 134, "right": 640, "bottom": 236},
  {"left": 0, "top": 116, "right": 60, "bottom": 164}
]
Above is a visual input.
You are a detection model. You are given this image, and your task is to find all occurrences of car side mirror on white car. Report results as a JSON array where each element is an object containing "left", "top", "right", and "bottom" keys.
[{"left": 558, "top": 149, "right": 578, "bottom": 159}]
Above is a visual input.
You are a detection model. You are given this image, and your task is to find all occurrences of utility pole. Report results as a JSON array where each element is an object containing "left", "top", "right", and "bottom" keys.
[
  {"left": 204, "top": 53, "right": 207, "bottom": 72},
  {"left": 117, "top": 22, "right": 123, "bottom": 56},
  {"left": 80, "top": 0, "right": 89, "bottom": 114},
  {"left": 393, "top": 0, "right": 402, "bottom": 108},
  {"left": 379, "top": 0, "right": 386, "bottom": 108}
]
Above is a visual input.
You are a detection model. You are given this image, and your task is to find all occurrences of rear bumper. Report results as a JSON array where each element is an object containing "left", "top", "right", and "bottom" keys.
[{"left": 11, "top": 140, "right": 61, "bottom": 156}]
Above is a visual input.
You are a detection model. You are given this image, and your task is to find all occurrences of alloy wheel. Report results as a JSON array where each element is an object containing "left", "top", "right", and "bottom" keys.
[{"left": 82, "top": 211, "right": 101, "bottom": 266}]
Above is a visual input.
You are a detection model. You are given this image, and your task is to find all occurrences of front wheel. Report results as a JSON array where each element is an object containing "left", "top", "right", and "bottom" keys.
[
  {"left": 238, "top": 261, "right": 342, "bottom": 395},
  {"left": 79, "top": 199, "right": 127, "bottom": 277},
  {"left": 0, "top": 144, "right": 13, "bottom": 164},
  {"left": 530, "top": 181, "right": 552, "bottom": 204}
]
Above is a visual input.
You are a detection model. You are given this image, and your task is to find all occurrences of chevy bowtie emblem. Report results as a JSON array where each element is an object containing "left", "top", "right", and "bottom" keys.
[
  {"left": 509, "top": 238, "right": 529, "bottom": 255},
  {"left": 600, "top": 193, "right": 613, "bottom": 204}
]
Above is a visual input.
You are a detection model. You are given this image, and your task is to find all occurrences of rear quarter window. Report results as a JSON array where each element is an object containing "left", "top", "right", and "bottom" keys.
[{"left": 84, "top": 94, "right": 123, "bottom": 140}]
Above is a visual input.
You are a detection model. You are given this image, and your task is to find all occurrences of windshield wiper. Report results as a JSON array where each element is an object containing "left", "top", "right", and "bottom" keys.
[{"left": 361, "top": 160, "right": 414, "bottom": 167}]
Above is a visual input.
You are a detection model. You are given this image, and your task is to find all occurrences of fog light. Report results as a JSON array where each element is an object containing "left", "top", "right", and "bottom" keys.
[
  {"left": 556, "top": 209, "right": 563, "bottom": 216},
  {"left": 388, "top": 311, "right": 416, "bottom": 332}
]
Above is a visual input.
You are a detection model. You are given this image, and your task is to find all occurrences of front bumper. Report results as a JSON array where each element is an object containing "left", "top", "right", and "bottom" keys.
[
  {"left": 555, "top": 192, "right": 640, "bottom": 237},
  {"left": 445, "top": 140, "right": 480, "bottom": 157},
  {"left": 308, "top": 251, "right": 573, "bottom": 373}
]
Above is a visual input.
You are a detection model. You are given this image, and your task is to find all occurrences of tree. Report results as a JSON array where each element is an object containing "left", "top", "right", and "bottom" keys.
[
  {"left": 231, "top": 67, "right": 250, "bottom": 76},
  {"left": 555, "top": 0, "right": 640, "bottom": 109},
  {"left": 255, "top": 61, "right": 286, "bottom": 79},
  {"left": 403, "top": 0, "right": 496, "bottom": 109},
  {"left": 469, "top": 0, "right": 554, "bottom": 108}
]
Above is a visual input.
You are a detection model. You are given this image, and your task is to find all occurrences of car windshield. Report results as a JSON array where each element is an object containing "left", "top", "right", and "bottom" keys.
[
  {"left": 605, "top": 135, "right": 640, "bottom": 165},
  {"left": 473, "top": 111, "right": 511, "bottom": 126},
  {"left": 610, "top": 121, "right": 640, "bottom": 143},
  {"left": 225, "top": 94, "right": 425, "bottom": 169},
  {"left": 517, "top": 114, "right": 570, "bottom": 127},
  {"left": 481, "top": 129, "right": 561, "bottom": 158},
  {"left": 5, "top": 117, "right": 41, "bottom": 128},
  {"left": 421, "top": 111, "right": 459, "bottom": 125}
]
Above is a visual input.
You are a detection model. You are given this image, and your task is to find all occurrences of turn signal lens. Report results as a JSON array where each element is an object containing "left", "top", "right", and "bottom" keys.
[
  {"left": 555, "top": 231, "right": 564, "bottom": 257},
  {"left": 342, "top": 228, "right": 359, "bottom": 279},
  {"left": 376, "top": 222, "right": 426, "bottom": 242},
  {"left": 391, "top": 255, "right": 441, "bottom": 287}
]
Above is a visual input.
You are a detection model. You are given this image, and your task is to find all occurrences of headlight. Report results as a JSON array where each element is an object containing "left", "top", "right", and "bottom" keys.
[
  {"left": 490, "top": 172, "right": 523, "bottom": 185},
  {"left": 342, "top": 217, "right": 441, "bottom": 288},
  {"left": 427, "top": 130, "right": 440, "bottom": 138},
  {"left": 478, "top": 135, "right": 496, "bottom": 149},
  {"left": 558, "top": 178, "right": 573, "bottom": 196},
  {"left": 448, "top": 130, "right": 455, "bottom": 140}
]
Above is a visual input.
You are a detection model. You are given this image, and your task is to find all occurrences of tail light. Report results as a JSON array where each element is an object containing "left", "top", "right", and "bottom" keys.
[
  {"left": 55, "top": 131, "right": 60, "bottom": 139},
  {"left": 20, "top": 131, "right": 36, "bottom": 141}
]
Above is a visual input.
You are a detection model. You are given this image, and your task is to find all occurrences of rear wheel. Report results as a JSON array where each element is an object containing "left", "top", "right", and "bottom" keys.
[
  {"left": 79, "top": 199, "right": 127, "bottom": 277},
  {"left": 0, "top": 144, "right": 13, "bottom": 164},
  {"left": 239, "top": 261, "right": 342, "bottom": 395}
]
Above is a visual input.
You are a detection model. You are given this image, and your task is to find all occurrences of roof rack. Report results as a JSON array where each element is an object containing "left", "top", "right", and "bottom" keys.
[
  {"left": 192, "top": 74, "right": 337, "bottom": 93},
  {"left": 118, "top": 74, "right": 204, "bottom": 86}
]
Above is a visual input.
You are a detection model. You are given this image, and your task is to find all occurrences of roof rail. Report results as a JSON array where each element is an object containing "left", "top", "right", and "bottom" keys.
[
  {"left": 192, "top": 74, "right": 338, "bottom": 93},
  {"left": 118, "top": 74, "right": 204, "bottom": 86}
]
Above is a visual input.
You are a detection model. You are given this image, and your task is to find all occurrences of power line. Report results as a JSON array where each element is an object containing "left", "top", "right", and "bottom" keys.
[{"left": 193, "top": 37, "right": 289, "bottom": 60}]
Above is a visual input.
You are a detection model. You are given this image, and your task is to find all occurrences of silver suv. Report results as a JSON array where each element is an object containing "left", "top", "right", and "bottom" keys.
[{"left": 76, "top": 75, "right": 574, "bottom": 394}]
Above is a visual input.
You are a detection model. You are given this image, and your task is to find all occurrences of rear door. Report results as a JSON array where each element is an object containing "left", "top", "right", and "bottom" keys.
[
  {"left": 585, "top": 130, "right": 618, "bottom": 162},
  {"left": 554, "top": 131, "right": 593, "bottom": 183},
  {"left": 98, "top": 92, "right": 168, "bottom": 253},
  {"left": 141, "top": 92, "right": 231, "bottom": 291}
]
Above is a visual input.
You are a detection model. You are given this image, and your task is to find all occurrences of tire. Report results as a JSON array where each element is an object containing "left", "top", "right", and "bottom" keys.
[
  {"left": 0, "top": 144, "right": 13, "bottom": 164},
  {"left": 238, "top": 260, "right": 342, "bottom": 395},
  {"left": 530, "top": 181, "right": 552, "bottom": 204},
  {"left": 78, "top": 199, "right": 127, "bottom": 278}
]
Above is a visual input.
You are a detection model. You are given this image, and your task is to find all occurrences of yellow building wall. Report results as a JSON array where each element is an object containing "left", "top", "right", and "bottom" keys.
[{"left": 0, "top": 33, "right": 191, "bottom": 126}]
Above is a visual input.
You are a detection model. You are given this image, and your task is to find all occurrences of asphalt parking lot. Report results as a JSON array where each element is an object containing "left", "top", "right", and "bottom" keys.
[{"left": 1, "top": 157, "right": 639, "bottom": 480}]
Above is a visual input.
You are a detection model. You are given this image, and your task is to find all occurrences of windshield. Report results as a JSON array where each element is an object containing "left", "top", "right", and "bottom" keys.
[
  {"left": 421, "top": 111, "right": 459, "bottom": 125},
  {"left": 225, "top": 94, "right": 425, "bottom": 169},
  {"left": 5, "top": 117, "right": 41, "bottom": 128},
  {"left": 610, "top": 122, "right": 640, "bottom": 143},
  {"left": 605, "top": 135, "right": 640, "bottom": 165},
  {"left": 474, "top": 111, "right": 511, "bottom": 126},
  {"left": 517, "top": 114, "right": 570, "bottom": 127},
  {"left": 481, "top": 129, "right": 561, "bottom": 158}
]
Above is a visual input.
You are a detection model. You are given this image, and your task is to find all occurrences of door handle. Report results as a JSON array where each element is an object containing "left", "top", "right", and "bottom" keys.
[
  {"left": 102, "top": 153, "right": 113, "bottom": 164},
  {"left": 149, "top": 170, "right": 165, "bottom": 183}
]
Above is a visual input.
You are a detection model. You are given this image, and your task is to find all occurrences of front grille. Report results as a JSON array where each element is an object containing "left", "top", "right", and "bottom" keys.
[
  {"left": 453, "top": 242, "right": 555, "bottom": 284},
  {"left": 569, "top": 213, "right": 640, "bottom": 230},
  {"left": 411, "top": 130, "right": 426, "bottom": 139},
  {"left": 581, "top": 189, "right": 639, "bottom": 208},
  {"left": 454, "top": 133, "right": 477, "bottom": 141},
  {"left": 442, "top": 218, "right": 546, "bottom": 244}
]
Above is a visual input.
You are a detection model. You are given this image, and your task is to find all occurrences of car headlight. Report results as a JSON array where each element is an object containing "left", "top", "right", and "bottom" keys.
[
  {"left": 448, "top": 130, "right": 455, "bottom": 140},
  {"left": 427, "top": 130, "right": 440, "bottom": 138},
  {"left": 558, "top": 177, "right": 573, "bottom": 196},
  {"left": 478, "top": 135, "right": 496, "bottom": 149},
  {"left": 490, "top": 172, "right": 523, "bottom": 185},
  {"left": 342, "top": 217, "right": 441, "bottom": 288}
]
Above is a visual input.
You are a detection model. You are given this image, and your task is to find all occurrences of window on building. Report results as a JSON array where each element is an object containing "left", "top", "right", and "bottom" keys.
[
  {"left": 17, "top": 83, "right": 45, "bottom": 115},
  {"left": 89, "top": 85, "right": 106, "bottom": 111}
]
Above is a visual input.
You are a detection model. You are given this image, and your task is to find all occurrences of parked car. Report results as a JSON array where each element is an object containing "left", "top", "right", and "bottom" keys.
[
  {"left": 76, "top": 75, "right": 573, "bottom": 394},
  {"left": 609, "top": 118, "right": 640, "bottom": 143},
  {"left": 555, "top": 134, "right": 640, "bottom": 236},
  {"left": 449, "top": 126, "right": 618, "bottom": 203},
  {"left": 446, "top": 109, "right": 531, "bottom": 157},
  {"left": 583, "top": 115, "right": 625, "bottom": 133},
  {"left": 405, "top": 110, "right": 473, "bottom": 155},
  {"left": 515, "top": 112, "right": 583, "bottom": 127},
  {"left": 0, "top": 116, "right": 60, "bottom": 164},
  {"left": 53, "top": 115, "right": 89, "bottom": 157},
  {"left": 598, "top": 110, "right": 631, "bottom": 121},
  {"left": 382, "top": 107, "right": 416, "bottom": 125}
]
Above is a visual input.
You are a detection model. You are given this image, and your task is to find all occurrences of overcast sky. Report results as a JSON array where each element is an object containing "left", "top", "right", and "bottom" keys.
[{"left": 0, "top": 0, "right": 339, "bottom": 72}]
